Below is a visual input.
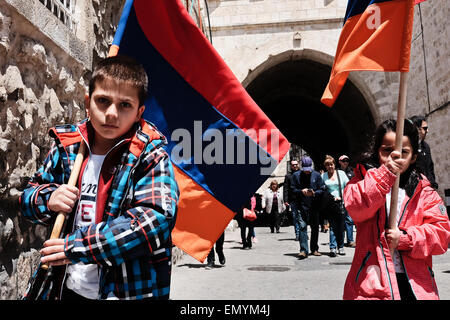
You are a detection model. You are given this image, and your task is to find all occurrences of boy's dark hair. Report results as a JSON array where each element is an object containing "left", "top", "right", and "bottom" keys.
[
  {"left": 410, "top": 115, "right": 427, "bottom": 128},
  {"left": 89, "top": 55, "right": 148, "bottom": 106}
]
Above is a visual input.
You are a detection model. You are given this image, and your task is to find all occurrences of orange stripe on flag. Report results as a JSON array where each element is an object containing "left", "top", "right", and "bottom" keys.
[
  {"left": 321, "top": 0, "right": 414, "bottom": 107},
  {"left": 171, "top": 165, "right": 236, "bottom": 263}
]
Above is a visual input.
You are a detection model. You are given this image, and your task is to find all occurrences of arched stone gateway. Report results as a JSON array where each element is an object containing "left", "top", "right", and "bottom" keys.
[{"left": 243, "top": 49, "right": 377, "bottom": 168}]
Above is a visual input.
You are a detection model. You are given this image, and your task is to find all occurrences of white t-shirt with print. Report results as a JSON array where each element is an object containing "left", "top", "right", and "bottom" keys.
[{"left": 66, "top": 153, "right": 106, "bottom": 299}]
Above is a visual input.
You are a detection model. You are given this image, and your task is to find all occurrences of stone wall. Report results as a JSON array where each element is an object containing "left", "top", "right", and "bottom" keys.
[
  {"left": 407, "top": 1, "right": 450, "bottom": 196},
  {"left": 0, "top": 1, "right": 86, "bottom": 299}
]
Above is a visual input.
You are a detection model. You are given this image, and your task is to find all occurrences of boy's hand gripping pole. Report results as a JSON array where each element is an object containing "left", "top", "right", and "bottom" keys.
[{"left": 41, "top": 141, "right": 86, "bottom": 270}]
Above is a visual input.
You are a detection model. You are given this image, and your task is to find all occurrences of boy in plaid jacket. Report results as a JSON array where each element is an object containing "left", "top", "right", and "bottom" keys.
[{"left": 20, "top": 55, "right": 179, "bottom": 300}]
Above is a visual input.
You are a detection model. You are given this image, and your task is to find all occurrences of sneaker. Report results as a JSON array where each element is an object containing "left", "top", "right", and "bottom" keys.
[
  {"left": 347, "top": 241, "right": 356, "bottom": 248},
  {"left": 329, "top": 249, "right": 337, "bottom": 257},
  {"left": 205, "top": 260, "right": 215, "bottom": 269},
  {"left": 252, "top": 237, "right": 258, "bottom": 243},
  {"left": 338, "top": 248, "right": 346, "bottom": 255},
  {"left": 312, "top": 250, "right": 322, "bottom": 256},
  {"left": 298, "top": 252, "right": 308, "bottom": 260}
]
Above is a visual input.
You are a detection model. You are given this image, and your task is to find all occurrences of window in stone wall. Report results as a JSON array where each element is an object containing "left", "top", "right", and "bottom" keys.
[{"left": 39, "top": 0, "right": 77, "bottom": 31}]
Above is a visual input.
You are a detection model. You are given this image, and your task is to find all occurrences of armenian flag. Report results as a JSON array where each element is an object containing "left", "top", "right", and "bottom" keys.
[
  {"left": 321, "top": 0, "right": 415, "bottom": 107},
  {"left": 109, "top": 0, "right": 290, "bottom": 262}
]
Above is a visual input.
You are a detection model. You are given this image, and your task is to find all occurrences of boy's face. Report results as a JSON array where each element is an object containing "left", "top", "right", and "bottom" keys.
[{"left": 86, "top": 78, "right": 145, "bottom": 150}]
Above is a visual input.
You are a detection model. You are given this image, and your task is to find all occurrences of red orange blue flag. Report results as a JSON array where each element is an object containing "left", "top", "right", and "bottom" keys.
[
  {"left": 321, "top": 0, "right": 415, "bottom": 107},
  {"left": 109, "top": 0, "right": 290, "bottom": 262}
]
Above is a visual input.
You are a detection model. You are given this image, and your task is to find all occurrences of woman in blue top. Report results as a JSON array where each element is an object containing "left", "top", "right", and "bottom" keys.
[{"left": 322, "top": 155, "right": 349, "bottom": 257}]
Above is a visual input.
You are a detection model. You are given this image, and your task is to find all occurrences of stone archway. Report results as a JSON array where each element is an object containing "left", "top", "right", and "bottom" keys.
[{"left": 243, "top": 50, "right": 376, "bottom": 169}]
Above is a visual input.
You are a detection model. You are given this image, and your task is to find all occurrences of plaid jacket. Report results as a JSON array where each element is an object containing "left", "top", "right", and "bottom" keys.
[{"left": 20, "top": 118, "right": 179, "bottom": 300}]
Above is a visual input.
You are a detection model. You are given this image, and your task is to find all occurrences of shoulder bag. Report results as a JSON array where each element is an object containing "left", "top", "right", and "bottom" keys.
[{"left": 243, "top": 208, "right": 257, "bottom": 221}]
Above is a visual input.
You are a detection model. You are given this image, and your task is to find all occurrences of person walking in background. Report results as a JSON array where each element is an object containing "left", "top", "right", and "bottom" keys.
[
  {"left": 291, "top": 156, "right": 325, "bottom": 259},
  {"left": 251, "top": 193, "right": 263, "bottom": 243},
  {"left": 343, "top": 119, "right": 450, "bottom": 300},
  {"left": 338, "top": 155, "right": 354, "bottom": 180},
  {"left": 322, "top": 155, "right": 349, "bottom": 257},
  {"left": 284, "top": 159, "right": 300, "bottom": 240},
  {"left": 338, "top": 155, "right": 356, "bottom": 247},
  {"left": 206, "top": 232, "right": 225, "bottom": 269},
  {"left": 236, "top": 196, "right": 257, "bottom": 249},
  {"left": 262, "top": 180, "right": 285, "bottom": 233},
  {"left": 411, "top": 115, "right": 438, "bottom": 190}
]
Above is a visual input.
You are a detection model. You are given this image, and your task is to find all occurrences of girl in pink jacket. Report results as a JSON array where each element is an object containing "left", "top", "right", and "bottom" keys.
[{"left": 343, "top": 119, "right": 450, "bottom": 300}]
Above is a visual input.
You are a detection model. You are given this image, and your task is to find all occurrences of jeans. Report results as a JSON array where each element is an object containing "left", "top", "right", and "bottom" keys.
[
  {"left": 290, "top": 202, "right": 301, "bottom": 239},
  {"left": 297, "top": 207, "right": 319, "bottom": 254},
  {"left": 239, "top": 220, "right": 254, "bottom": 248},
  {"left": 329, "top": 201, "right": 345, "bottom": 250},
  {"left": 297, "top": 210, "right": 309, "bottom": 253},
  {"left": 207, "top": 232, "right": 225, "bottom": 262},
  {"left": 269, "top": 210, "right": 280, "bottom": 232},
  {"left": 344, "top": 208, "right": 354, "bottom": 243},
  {"left": 329, "top": 216, "right": 345, "bottom": 250}
]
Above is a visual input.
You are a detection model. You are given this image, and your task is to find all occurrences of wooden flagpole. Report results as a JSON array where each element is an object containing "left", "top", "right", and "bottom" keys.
[
  {"left": 41, "top": 141, "right": 86, "bottom": 270},
  {"left": 388, "top": 72, "right": 408, "bottom": 231}
]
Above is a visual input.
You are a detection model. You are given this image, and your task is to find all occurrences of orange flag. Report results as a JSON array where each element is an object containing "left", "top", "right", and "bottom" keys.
[{"left": 321, "top": 0, "right": 415, "bottom": 107}]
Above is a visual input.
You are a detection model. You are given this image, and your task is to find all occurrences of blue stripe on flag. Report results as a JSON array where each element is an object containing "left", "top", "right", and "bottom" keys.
[{"left": 344, "top": 0, "right": 395, "bottom": 24}]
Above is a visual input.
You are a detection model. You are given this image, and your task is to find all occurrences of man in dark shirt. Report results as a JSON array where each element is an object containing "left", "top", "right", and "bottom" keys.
[
  {"left": 291, "top": 156, "right": 325, "bottom": 259},
  {"left": 411, "top": 115, "right": 438, "bottom": 189}
]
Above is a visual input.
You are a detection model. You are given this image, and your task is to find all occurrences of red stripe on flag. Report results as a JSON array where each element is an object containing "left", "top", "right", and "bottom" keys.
[{"left": 133, "top": 0, "right": 289, "bottom": 161}]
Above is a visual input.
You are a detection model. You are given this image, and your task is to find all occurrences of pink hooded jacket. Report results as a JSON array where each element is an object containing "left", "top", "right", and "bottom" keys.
[{"left": 343, "top": 164, "right": 450, "bottom": 300}]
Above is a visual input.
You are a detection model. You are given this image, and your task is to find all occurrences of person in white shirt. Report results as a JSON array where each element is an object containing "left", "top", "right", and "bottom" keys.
[{"left": 262, "top": 180, "right": 285, "bottom": 233}]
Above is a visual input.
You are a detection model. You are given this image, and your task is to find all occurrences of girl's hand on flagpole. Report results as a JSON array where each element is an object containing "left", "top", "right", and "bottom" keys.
[
  {"left": 40, "top": 238, "right": 71, "bottom": 266},
  {"left": 385, "top": 150, "right": 406, "bottom": 175},
  {"left": 385, "top": 228, "right": 401, "bottom": 251}
]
